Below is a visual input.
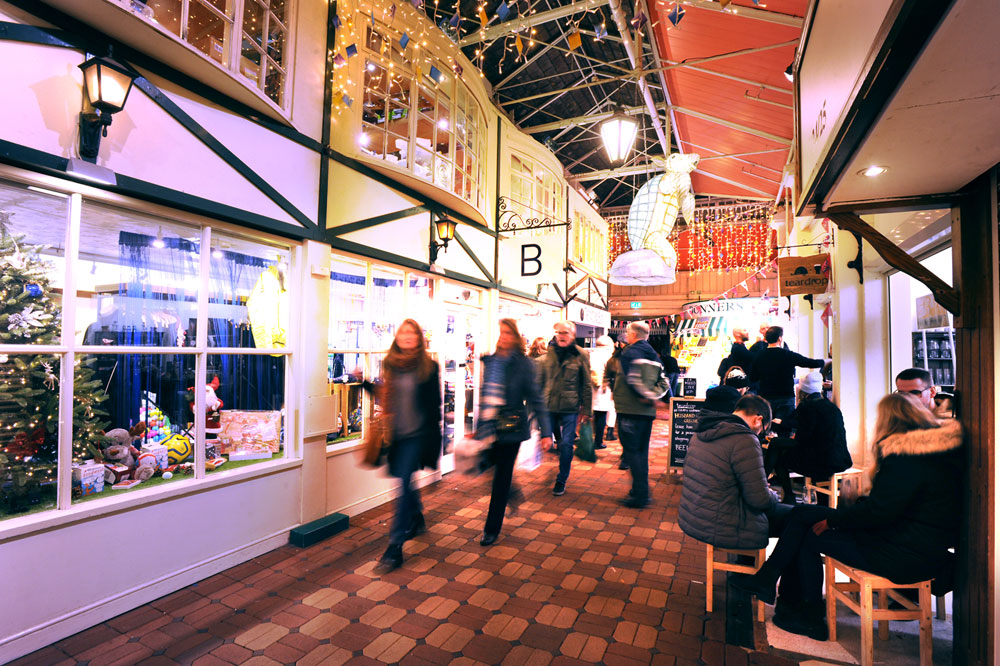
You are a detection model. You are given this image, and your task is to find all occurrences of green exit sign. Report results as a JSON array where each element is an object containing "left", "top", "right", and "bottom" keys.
[{"left": 630, "top": 301, "right": 642, "bottom": 309}]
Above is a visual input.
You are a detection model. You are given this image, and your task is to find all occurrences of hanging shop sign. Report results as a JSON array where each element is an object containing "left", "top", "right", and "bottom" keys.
[
  {"left": 499, "top": 232, "right": 565, "bottom": 289},
  {"left": 777, "top": 254, "right": 831, "bottom": 296},
  {"left": 573, "top": 302, "right": 611, "bottom": 329}
]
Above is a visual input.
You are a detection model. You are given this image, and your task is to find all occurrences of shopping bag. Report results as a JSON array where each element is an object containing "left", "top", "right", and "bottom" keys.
[
  {"left": 575, "top": 420, "right": 596, "bottom": 462},
  {"left": 359, "top": 416, "right": 388, "bottom": 468},
  {"left": 455, "top": 437, "right": 490, "bottom": 476}
]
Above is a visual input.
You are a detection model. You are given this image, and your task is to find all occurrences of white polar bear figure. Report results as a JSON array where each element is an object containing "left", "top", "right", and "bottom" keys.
[{"left": 609, "top": 152, "right": 700, "bottom": 286}]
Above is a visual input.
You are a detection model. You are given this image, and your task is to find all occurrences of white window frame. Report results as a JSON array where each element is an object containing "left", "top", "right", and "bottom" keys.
[
  {"left": 0, "top": 168, "right": 301, "bottom": 534},
  {"left": 110, "top": 0, "right": 295, "bottom": 110}
]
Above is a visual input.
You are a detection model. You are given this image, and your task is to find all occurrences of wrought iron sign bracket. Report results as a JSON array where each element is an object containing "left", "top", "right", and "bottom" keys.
[
  {"left": 497, "top": 196, "right": 572, "bottom": 233},
  {"left": 845, "top": 231, "right": 864, "bottom": 284}
]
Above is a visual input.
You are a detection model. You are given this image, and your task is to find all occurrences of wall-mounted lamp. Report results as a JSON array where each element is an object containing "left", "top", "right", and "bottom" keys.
[
  {"left": 78, "top": 54, "right": 137, "bottom": 163},
  {"left": 429, "top": 215, "right": 457, "bottom": 265}
]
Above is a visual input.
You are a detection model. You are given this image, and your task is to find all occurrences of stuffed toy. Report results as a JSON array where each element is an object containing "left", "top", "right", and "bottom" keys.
[
  {"left": 100, "top": 423, "right": 156, "bottom": 483},
  {"left": 187, "top": 376, "right": 224, "bottom": 429}
]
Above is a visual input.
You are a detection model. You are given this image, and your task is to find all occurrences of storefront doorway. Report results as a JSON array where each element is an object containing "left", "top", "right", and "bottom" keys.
[{"left": 440, "top": 305, "right": 481, "bottom": 474}]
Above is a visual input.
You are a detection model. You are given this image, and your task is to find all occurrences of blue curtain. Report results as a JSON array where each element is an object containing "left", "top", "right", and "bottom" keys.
[{"left": 96, "top": 231, "right": 284, "bottom": 431}]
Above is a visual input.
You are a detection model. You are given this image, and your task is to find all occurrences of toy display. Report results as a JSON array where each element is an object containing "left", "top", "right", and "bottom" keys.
[
  {"left": 163, "top": 433, "right": 193, "bottom": 465},
  {"left": 101, "top": 423, "right": 156, "bottom": 483},
  {"left": 139, "top": 405, "right": 172, "bottom": 446},
  {"left": 71, "top": 462, "right": 104, "bottom": 497},
  {"left": 187, "top": 377, "right": 224, "bottom": 429},
  {"left": 140, "top": 442, "right": 169, "bottom": 471},
  {"left": 205, "top": 457, "right": 227, "bottom": 470}
]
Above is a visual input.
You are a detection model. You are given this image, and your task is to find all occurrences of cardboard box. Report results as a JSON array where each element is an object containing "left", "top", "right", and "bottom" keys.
[
  {"left": 103, "top": 463, "right": 131, "bottom": 485},
  {"left": 140, "top": 443, "right": 169, "bottom": 471},
  {"left": 217, "top": 410, "right": 282, "bottom": 454},
  {"left": 72, "top": 463, "right": 105, "bottom": 496}
]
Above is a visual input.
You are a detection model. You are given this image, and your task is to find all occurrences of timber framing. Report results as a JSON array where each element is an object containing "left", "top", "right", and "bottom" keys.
[{"left": 828, "top": 212, "right": 960, "bottom": 315}]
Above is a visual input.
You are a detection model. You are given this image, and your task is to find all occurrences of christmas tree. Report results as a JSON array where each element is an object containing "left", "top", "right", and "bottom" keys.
[{"left": 0, "top": 217, "right": 109, "bottom": 512}]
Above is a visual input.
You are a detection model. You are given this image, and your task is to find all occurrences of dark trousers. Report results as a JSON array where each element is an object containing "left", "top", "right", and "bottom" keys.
[
  {"left": 593, "top": 411, "right": 608, "bottom": 448},
  {"left": 618, "top": 415, "right": 653, "bottom": 501},
  {"left": 553, "top": 412, "right": 579, "bottom": 484},
  {"left": 388, "top": 436, "right": 424, "bottom": 546},
  {"left": 484, "top": 441, "right": 521, "bottom": 536},
  {"left": 761, "top": 504, "right": 871, "bottom": 604},
  {"left": 765, "top": 396, "right": 796, "bottom": 423},
  {"left": 764, "top": 436, "right": 798, "bottom": 503}
]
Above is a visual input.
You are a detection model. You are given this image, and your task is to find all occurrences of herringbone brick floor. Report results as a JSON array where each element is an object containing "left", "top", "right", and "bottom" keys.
[{"left": 14, "top": 414, "right": 797, "bottom": 666}]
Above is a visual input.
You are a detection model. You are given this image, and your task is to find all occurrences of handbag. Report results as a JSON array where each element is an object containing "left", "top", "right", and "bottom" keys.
[
  {"left": 360, "top": 415, "right": 389, "bottom": 468},
  {"left": 495, "top": 408, "right": 525, "bottom": 437},
  {"left": 575, "top": 420, "right": 596, "bottom": 462}
]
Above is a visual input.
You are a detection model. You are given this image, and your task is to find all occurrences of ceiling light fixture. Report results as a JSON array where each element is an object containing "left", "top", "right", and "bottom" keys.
[
  {"left": 860, "top": 165, "right": 888, "bottom": 177},
  {"left": 600, "top": 106, "right": 638, "bottom": 164},
  {"left": 784, "top": 63, "right": 794, "bottom": 82}
]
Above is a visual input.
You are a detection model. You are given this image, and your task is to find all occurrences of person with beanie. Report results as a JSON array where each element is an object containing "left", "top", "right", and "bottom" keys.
[{"left": 764, "top": 370, "right": 853, "bottom": 503}]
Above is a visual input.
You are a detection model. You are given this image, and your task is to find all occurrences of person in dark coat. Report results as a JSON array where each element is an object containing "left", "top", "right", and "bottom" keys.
[
  {"left": 477, "top": 318, "right": 553, "bottom": 546},
  {"left": 734, "top": 392, "right": 964, "bottom": 639},
  {"left": 679, "top": 395, "right": 786, "bottom": 549},
  {"left": 717, "top": 328, "right": 754, "bottom": 381},
  {"left": 358, "top": 319, "right": 442, "bottom": 571},
  {"left": 750, "top": 326, "right": 824, "bottom": 422},
  {"left": 764, "top": 371, "right": 852, "bottom": 503}
]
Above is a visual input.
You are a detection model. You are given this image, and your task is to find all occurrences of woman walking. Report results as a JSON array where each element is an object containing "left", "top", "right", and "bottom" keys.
[
  {"left": 359, "top": 319, "right": 442, "bottom": 571},
  {"left": 478, "top": 319, "right": 552, "bottom": 546},
  {"left": 733, "top": 392, "right": 963, "bottom": 639}
]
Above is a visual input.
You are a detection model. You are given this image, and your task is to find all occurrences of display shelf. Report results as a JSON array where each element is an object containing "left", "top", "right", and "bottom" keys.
[{"left": 911, "top": 329, "right": 956, "bottom": 387}]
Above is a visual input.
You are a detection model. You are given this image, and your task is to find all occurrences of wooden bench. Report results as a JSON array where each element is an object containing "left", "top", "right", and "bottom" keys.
[
  {"left": 705, "top": 544, "right": 766, "bottom": 622},
  {"left": 825, "top": 557, "right": 933, "bottom": 666},
  {"left": 804, "top": 467, "right": 864, "bottom": 508}
]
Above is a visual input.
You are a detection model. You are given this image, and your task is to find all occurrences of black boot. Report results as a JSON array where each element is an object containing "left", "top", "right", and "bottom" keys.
[
  {"left": 730, "top": 567, "right": 778, "bottom": 606},
  {"left": 772, "top": 600, "right": 828, "bottom": 641},
  {"left": 378, "top": 543, "right": 403, "bottom": 571},
  {"left": 605, "top": 427, "right": 617, "bottom": 441}
]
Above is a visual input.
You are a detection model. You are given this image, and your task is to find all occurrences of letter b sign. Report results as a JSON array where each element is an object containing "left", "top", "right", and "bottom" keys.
[{"left": 521, "top": 243, "right": 542, "bottom": 277}]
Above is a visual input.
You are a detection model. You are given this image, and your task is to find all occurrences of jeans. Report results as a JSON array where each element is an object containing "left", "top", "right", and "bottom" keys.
[
  {"left": 552, "top": 412, "right": 579, "bottom": 484},
  {"left": 618, "top": 415, "right": 653, "bottom": 500},
  {"left": 593, "top": 411, "right": 608, "bottom": 448},
  {"left": 484, "top": 441, "right": 521, "bottom": 536},
  {"left": 388, "top": 436, "right": 424, "bottom": 546},
  {"left": 766, "top": 396, "right": 796, "bottom": 423}
]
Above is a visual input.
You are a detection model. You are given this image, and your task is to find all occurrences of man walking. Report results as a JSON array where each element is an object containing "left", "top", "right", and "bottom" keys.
[
  {"left": 612, "top": 322, "right": 666, "bottom": 508},
  {"left": 750, "top": 326, "right": 824, "bottom": 422},
  {"left": 540, "top": 321, "right": 592, "bottom": 496}
]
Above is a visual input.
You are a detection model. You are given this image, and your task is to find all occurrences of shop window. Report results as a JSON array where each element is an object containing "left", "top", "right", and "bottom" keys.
[
  {"left": 116, "top": 0, "right": 291, "bottom": 107},
  {"left": 329, "top": 256, "right": 368, "bottom": 349},
  {"left": 508, "top": 153, "right": 563, "bottom": 222},
  {"left": 0, "top": 353, "right": 61, "bottom": 518},
  {"left": 370, "top": 267, "right": 405, "bottom": 351},
  {"left": 79, "top": 203, "right": 200, "bottom": 349}
]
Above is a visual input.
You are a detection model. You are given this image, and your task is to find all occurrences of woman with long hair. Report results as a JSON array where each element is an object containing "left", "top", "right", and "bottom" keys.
[
  {"left": 359, "top": 319, "right": 442, "bottom": 571},
  {"left": 734, "top": 392, "right": 963, "bottom": 639},
  {"left": 477, "top": 319, "right": 552, "bottom": 546}
]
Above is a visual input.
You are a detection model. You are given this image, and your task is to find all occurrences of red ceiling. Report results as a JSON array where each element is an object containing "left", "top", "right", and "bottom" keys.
[{"left": 647, "top": 0, "right": 808, "bottom": 200}]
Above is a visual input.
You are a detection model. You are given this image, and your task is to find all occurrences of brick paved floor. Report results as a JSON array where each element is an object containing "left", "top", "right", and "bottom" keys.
[{"left": 14, "top": 415, "right": 799, "bottom": 666}]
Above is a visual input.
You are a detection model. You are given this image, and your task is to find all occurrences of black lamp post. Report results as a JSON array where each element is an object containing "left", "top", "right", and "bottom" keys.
[{"left": 78, "top": 55, "right": 137, "bottom": 163}]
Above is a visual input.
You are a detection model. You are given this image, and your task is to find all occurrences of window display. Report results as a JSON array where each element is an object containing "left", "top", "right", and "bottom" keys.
[{"left": 0, "top": 178, "right": 294, "bottom": 521}]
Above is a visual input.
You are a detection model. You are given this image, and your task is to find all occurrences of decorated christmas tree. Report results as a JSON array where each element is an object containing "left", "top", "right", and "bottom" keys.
[{"left": 0, "top": 216, "right": 109, "bottom": 511}]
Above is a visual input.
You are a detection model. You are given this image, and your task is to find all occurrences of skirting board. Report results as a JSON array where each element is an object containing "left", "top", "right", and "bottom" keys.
[
  {"left": 336, "top": 469, "right": 442, "bottom": 517},
  {"left": 0, "top": 528, "right": 293, "bottom": 664}
]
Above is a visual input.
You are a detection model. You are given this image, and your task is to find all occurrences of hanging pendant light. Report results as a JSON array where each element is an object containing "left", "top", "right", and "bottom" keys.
[{"left": 600, "top": 106, "right": 638, "bottom": 163}]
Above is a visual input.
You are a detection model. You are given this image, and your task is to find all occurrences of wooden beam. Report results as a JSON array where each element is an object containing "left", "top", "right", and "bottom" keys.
[{"left": 827, "top": 212, "right": 960, "bottom": 315}]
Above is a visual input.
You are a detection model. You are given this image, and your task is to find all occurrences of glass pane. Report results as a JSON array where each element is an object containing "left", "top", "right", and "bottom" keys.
[
  {"left": 187, "top": 0, "right": 230, "bottom": 65},
  {"left": 414, "top": 146, "right": 432, "bottom": 181},
  {"left": 0, "top": 354, "right": 62, "bottom": 519},
  {"left": 266, "top": 20, "right": 284, "bottom": 62},
  {"left": 370, "top": 267, "right": 405, "bottom": 351},
  {"left": 434, "top": 156, "right": 452, "bottom": 189},
  {"left": 417, "top": 86, "right": 434, "bottom": 116},
  {"left": 78, "top": 203, "right": 200, "bottom": 348},
  {"left": 72, "top": 352, "right": 194, "bottom": 503},
  {"left": 208, "top": 233, "right": 290, "bottom": 349},
  {"left": 132, "top": 0, "right": 182, "bottom": 37},
  {"left": 435, "top": 129, "right": 451, "bottom": 161},
  {"left": 268, "top": 0, "right": 286, "bottom": 24},
  {"left": 453, "top": 169, "right": 464, "bottom": 198},
  {"left": 359, "top": 126, "right": 386, "bottom": 160},
  {"left": 386, "top": 133, "right": 408, "bottom": 167},
  {"left": 242, "top": 0, "right": 264, "bottom": 46},
  {"left": 240, "top": 41, "right": 263, "bottom": 84},
  {"left": 408, "top": 276, "right": 433, "bottom": 322},
  {"left": 329, "top": 352, "right": 364, "bottom": 383},
  {"left": 455, "top": 110, "right": 467, "bottom": 144},
  {"left": 0, "top": 181, "right": 69, "bottom": 346},
  {"left": 386, "top": 77, "right": 410, "bottom": 136},
  {"left": 207, "top": 353, "right": 285, "bottom": 471},
  {"left": 201, "top": 0, "right": 235, "bottom": 17},
  {"left": 329, "top": 256, "right": 367, "bottom": 349},
  {"left": 436, "top": 100, "right": 450, "bottom": 133},
  {"left": 328, "top": 353, "right": 364, "bottom": 443},
  {"left": 366, "top": 60, "right": 388, "bottom": 95},
  {"left": 264, "top": 62, "right": 284, "bottom": 104}
]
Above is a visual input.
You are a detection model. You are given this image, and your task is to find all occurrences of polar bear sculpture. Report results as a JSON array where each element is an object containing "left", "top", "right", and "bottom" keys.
[{"left": 609, "top": 152, "right": 700, "bottom": 286}]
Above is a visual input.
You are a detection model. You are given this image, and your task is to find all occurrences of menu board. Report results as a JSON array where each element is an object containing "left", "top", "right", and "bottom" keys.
[{"left": 669, "top": 398, "right": 705, "bottom": 469}]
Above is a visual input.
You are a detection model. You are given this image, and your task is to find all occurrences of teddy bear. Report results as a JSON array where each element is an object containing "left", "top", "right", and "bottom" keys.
[{"left": 100, "top": 422, "right": 156, "bottom": 484}]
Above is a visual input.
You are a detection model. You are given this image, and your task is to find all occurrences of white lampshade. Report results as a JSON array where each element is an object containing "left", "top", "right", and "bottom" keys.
[
  {"left": 601, "top": 108, "right": 638, "bottom": 163},
  {"left": 79, "top": 56, "right": 136, "bottom": 114}
]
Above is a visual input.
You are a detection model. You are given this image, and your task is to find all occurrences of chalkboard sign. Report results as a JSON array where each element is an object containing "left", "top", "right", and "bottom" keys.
[
  {"left": 682, "top": 377, "right": 697, "bottom": 397},
  {"left": 669, "top": 397, "right": 705, "bottom": 468}
]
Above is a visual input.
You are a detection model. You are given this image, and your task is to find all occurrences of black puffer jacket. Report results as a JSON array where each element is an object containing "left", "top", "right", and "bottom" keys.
[
  {"left": 782, "top": 394, "right": 852, "bottom": 480},
  {"left": 679, "top": 412, "right": 778, "bottom": 549},
  {"left": 828, "top": 419, "right": 963, "bottom": 584}
]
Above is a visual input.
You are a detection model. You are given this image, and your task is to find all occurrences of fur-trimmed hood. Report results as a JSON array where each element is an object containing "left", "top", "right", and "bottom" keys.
[{"left": 876, "top": 418, "right": 963, "bottom": 458}]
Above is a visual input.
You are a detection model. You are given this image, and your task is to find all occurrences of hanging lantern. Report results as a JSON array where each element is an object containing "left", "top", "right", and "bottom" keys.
[{"left": 600, "top": 106, "right": 638, "bottom": 163}]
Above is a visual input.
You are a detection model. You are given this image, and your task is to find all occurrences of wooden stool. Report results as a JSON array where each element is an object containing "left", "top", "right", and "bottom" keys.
[
  {"left": 804, "top": 467, "right": 863, "bottom": 508},
  {"left": 705, "top": 544, "right": 766, "bottom": 622},
  {"left": 825, "top": 557, "right": 933, "bottom": 666}
]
